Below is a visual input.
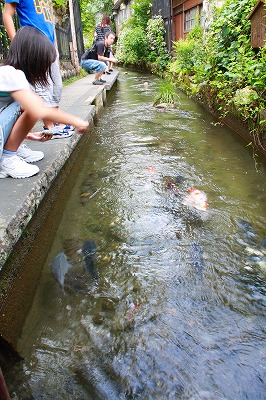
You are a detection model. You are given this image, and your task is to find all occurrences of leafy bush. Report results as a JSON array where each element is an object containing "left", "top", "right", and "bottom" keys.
[
  {"left": 169, "top": 0, "right": 265, "bottom": 131},
  {"left": 116, "top": 14, "right": 170, "bottom": 73},
  {"left": 130, "top": 0, "right": 152, "bottom": 28},
  {"left": 115, "top": 0, "right": 152, "bottom": 68},
  {"left": 116, "top": 26, "right": 147, "bottom": 66},
  {"left": 146, "top": 15, "right": 171, "bottom": 75},
  {"left": 153, "top": 80, "right": 179, "bottom": 106},
  {"left": 169, "top": 24, "right": 206, "bottom": 95},
  {"left": 206, "top": 0, "right": 265, "bottom": 125}
]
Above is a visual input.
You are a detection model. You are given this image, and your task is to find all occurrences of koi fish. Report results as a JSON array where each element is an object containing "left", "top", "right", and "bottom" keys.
[
  {"left": 51, "top": 252, "right": 71, "bottom": 288},
  {"left": 183, "top": 188, "right": 208, "bottom": 211},
  {"left": 82, "top": 239, "right": 98, "bottom": 280},
  {"left": 190, "top": 242, "right": 205, "bottom": 282}
]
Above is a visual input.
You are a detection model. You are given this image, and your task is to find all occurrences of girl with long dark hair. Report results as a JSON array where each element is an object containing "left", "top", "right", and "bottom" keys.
[{"left": 0, "top": 27, "right": 88, "bottom": 179}]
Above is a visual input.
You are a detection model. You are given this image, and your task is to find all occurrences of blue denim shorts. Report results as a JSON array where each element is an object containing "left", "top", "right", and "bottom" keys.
[
  {"left": 0, "top": 101, "right": 21, "bottom": 158},
  {"left": 81, "top": 59, "right": 106, "bottom": 73}
]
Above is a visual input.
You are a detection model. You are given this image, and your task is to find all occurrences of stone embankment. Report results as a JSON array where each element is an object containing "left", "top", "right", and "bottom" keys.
[{"left": 193, "top": 87, "right": 266, "bottom": 158}]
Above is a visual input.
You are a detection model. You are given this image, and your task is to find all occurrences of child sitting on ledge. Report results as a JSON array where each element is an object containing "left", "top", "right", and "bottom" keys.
[{"left": 0, "top": 26, "right": 89, "bottom": 179}]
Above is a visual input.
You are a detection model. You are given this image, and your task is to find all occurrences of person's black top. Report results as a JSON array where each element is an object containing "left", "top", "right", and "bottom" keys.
[{"left": 81, "top": 41, "right": 108, "bottom": 61}]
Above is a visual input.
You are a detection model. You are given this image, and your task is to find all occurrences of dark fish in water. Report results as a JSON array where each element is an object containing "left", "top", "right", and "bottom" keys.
[
  {"left": 51, "top": 252, "right": 71, "bottom": 288},
  {"left": 82, "top": 239, "right": 98, "bottom": 279},
  {"left": 175, "top": 174, "right": 184, "bottom": 185},
  {"left": 190, "top": 242, "right": 205, "bottom": 282},
  {"left": 0, "top": 335, "right": 23, "bottom": 362},
  {"left": 236, "top": 218, "right": 257, "bottom": 243},
  {"left": 236, "top": 219, "right": 266, "bottom": 269}
]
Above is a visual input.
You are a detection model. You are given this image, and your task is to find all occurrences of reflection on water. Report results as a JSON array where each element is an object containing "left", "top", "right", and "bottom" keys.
[{"left": 6, "top": 71, "right": 266, "bottom": 399}]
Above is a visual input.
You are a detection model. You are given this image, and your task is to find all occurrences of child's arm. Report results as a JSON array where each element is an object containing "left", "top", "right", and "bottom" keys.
[
  {"left": 12, "top": 89, "right": 89, "bottom": 133},
  {"left": 3, "top": 3, "right": 17, "bottom": 41}
]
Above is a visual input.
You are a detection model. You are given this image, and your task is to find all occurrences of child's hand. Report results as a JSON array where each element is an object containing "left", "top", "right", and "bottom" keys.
[
  {"left": 73, "top": 119, "right": 89, "bottom": 133},
  {"left": 26, "top": 131, "right": 53, "bottom": 141}
]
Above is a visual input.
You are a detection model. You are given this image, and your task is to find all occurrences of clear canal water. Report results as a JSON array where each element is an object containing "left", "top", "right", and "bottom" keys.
[{"left": 6, "top": 70, "right": 266, "bottom": 399}]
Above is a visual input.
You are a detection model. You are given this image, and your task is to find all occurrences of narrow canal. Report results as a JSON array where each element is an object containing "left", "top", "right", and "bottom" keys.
[{"left": 5, "top": 70, "right": 266, "bottom": 399}]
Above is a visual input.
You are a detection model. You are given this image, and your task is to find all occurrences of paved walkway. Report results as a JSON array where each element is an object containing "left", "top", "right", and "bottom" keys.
[{"left": 0, "top": 70, "right": 119, "bottom": 268}]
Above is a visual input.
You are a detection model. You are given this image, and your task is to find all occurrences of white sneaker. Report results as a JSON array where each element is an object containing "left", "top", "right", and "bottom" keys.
[
  {"left": 0, "top": 155, "right": 39, "bottom": 178},
  {"left": 17, "top": 143, "right": 44, "bottom": 163}
]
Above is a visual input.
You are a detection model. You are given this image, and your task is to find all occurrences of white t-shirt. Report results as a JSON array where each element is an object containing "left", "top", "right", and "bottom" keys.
[{"left": 0, "top": 65, "right": 30, "bottom": 109}]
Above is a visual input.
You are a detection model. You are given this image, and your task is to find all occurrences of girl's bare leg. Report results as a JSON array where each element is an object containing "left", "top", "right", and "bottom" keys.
[{"left": 4, "top": 110, "right": 38, "bottom": 151}]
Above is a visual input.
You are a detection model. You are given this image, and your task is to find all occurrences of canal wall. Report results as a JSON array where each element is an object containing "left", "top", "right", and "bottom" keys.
[
  {"left": 191, "top": 86, "right": 266, "bottom": 158},
  {"left": 0, "top": 71, "right": 119, "bottom": 350}
]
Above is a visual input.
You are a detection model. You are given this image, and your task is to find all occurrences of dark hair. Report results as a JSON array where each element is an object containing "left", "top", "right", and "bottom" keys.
[
  {"left": 105, "top": 31, "right": 115, "bottom": 39},
  {"left": 101, "top": 14, "right": 110, "bottom": 26},
  {"left": 5, "top": 26, "right": 57, "bottom": 87}
]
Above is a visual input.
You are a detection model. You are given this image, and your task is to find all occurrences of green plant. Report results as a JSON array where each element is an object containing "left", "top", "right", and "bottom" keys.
[
  {"left": 153, "top": 80, "right": 179, "bottom": 106},
  {"left": 130, "top": 0, "right": 152, "bottom": 28},
  {"left": 63, "top": 69, "right": 87, "bottom": 86},
  {"left": 146, "top": 15, "right": 171, "bottom": 75},
  {"left": 170, "top": 23, "right": 205, "bottom": 76},
  {"left": 168, "top": 0, "right": 266, "bottom": 137},
  {"left": 206, "top": 0, "right": 265, "bottom": 126},
  {"left": 116, "top": 26, "right": 147, "bottom": 66}
]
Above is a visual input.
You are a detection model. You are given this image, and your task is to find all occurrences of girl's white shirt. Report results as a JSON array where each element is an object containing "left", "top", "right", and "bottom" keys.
[{"left": 0, "top": 65, "right": 30, "bottom": 92}]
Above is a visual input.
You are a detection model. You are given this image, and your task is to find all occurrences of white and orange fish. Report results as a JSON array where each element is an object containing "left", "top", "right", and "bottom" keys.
[{"left": 183, "top": 188, "right": 208, "bottom": 211}]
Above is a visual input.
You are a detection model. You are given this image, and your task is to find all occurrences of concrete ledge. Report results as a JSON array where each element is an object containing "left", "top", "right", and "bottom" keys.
[{"left": 0, "top": 70, "right": 119, "bottom": 269}]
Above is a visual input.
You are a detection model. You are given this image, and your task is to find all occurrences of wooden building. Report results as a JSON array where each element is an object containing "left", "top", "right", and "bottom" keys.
[
  {"left": 112, "top": 0, "right": 227, "bottom": 50},
  {"left": 152, "top": 0, "right": 205, "bottom": 50},
  {"left": 112, "top": 0, "right": 133, "bottom": 34},
  {"left": 152, "top": 0, "right": 225, "bottom": 49},
  {"left": 172, "top": 0, "right": 204, "bottom": 41},
  {"left": 248, "top": 0, "right": 265, "bottom": 48},
  {"left": 152, "top": 0, "right": 173, "bottom": 51}
]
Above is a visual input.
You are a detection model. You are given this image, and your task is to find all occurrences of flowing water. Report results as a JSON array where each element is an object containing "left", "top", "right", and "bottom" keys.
[{"left": 5, "top": 71, "right": 266, "bottom": 399}]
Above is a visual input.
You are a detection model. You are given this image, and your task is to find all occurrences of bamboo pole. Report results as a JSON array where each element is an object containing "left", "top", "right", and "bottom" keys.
[{"left": 69, "top": 0, "right": 80, "bottom": 73}]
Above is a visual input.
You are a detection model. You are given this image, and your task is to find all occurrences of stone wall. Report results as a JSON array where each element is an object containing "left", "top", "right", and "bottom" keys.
[
  {"left": 193, "top": 85, "right": 266, "bottom": 158},
  {"left": 60, "top": 60, "right": 77, "bottom": 80}
]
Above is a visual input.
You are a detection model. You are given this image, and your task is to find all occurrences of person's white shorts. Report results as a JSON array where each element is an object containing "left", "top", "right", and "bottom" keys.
[{"left": 34, "top": 57, "right": 62, "bottom": 107}]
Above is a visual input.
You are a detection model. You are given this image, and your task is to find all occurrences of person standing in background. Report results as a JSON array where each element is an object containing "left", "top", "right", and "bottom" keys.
[
  {"left": 94, "top": 14, "right": 114, "bottom": 74},
  {"left": 95, "top": 14, "right": 111, "bottom": 41},
  {"left": 3, "top": 0, "right": 72, "bottom": 137}
]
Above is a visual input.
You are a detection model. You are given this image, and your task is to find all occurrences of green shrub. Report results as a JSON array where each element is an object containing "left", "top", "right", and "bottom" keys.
[
  {"left": 116, "top": 26, "right": 147, "bottom": 66},
  {"left": 170, "top": 24, "right": 205, "bottom": 76},
  {"left": 153, "top": 80, "right": 179, "bottom": 106},
  {"left": 206, "top": 0, "right": 265, "bottom": 125},
  {"left": 130, "top": 0, "right": 152, "bottom": 28},
  {"left": 146, "top": 15, "right": 171, "bottom": 75},
  {"left": 168, "top": 0, "right": 266, "bottom": 131}
]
